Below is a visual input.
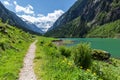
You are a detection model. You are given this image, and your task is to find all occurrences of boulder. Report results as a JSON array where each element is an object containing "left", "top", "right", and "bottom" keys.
[{"left": 92, "top": 49, "right": 111, "bottom": 60}]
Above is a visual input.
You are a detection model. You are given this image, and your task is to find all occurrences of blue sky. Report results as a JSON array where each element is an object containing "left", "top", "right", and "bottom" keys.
[
  {"left": 1, "top": 0, "right": 76, "bottom": 31},
  {"left": 1, "top": 0, "right": 76, "bottom": 15}
]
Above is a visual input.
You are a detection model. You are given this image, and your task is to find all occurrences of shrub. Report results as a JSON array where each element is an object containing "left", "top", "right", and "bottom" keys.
[
  {"left": 45, "top": 42, "right": 55, "bottom": 47},
  {"left": 39, "top": 40, "right": 44, "bottom": 46},
  {"left": 0, "top": 38, "right": 9, "bottom": 51},
  {"left": 73, "top": 43, "right": 92, "bottom": 69},
  {"left": 59, "top": 46, "right": 71, "bottom": 57}
]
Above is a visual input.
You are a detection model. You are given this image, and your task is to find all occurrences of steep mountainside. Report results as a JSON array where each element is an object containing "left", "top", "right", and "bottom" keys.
[
  {"left": 0, "top": 2, "right": 42, "bottom": 35},
  {"left": 46, "top": 0, "right": 120, "bottom": 38},
  {"left": 48, "top": 0, "right": 88, "bottom": 31}
]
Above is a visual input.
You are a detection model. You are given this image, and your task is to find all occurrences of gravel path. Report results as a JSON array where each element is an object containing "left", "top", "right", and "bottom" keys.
[{"left": 18, "top": 40, "right": 37, "bottom": 80}]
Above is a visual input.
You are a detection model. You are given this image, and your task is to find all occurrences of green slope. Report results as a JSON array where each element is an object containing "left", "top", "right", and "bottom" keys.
[
  {"left": 0, "top": 20, "right": 34, "bottom": 80},
  {"left": 87, "top": 20, "right": 120, "bottom": 38}
]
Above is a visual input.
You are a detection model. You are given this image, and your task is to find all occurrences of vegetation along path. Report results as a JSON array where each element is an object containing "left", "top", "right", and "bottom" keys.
[{"left": 18, "top": 40, "right": 37, "bottom": 80}]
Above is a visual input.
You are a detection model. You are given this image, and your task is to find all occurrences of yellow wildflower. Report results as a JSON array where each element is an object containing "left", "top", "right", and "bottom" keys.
[
  {"left": 68, "top": 61, "right": 72, "bottom": 66},
  {"left": 86, "top": 69, "right": 91, "bottom": 72},
  {"left": 93, "top": 72, "right": 96, "bottom": 75},
  {"left": 80, "top": 66, "right": 83, "bottom": 69},
  {"left": 64, "top": 58, "right": 67, "bottom": 61},
  {"left": 62, "top": 60, "right": 65, "bottom": 63}
]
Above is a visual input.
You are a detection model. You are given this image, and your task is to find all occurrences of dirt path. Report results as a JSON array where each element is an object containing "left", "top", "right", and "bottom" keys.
[{"left": 18, "top": 40, "right": 37, "bottom": 80}]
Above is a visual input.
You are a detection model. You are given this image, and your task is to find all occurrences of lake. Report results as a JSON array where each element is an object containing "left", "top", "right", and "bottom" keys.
[{"left": 60, "top": 38, "right": 120, "bottom": 58}]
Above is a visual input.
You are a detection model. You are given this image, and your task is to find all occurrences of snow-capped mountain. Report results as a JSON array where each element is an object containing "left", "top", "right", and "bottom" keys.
[
  {"left": 21, "top": 18, "right": 44, "bottom": 34},
  {"left": 19, "top": 10, "right": 64, "bottom": 33},
  {"left": 34, "top": 21, "right": 53, "bottom": 32},
  {"left": 0, "top": 2, "right": 43, "bottom": 35}
]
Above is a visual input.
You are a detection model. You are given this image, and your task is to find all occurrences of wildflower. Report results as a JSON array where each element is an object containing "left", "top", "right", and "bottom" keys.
[
  {"left": 80, "top": 66, "right": 83, "bottom": 69},
  {"left": 62, "top": 60, "right": 65, "bottom": 63},
  {"left": 68, "top": 61, "right": 72, "bottom": 66},
  {"left": 93, "top": 72, "right": 96, "bottom": 75},
  {"left": 64, "top": 58, "right": 67, "bottom": 61},
  {"left": 86, "top": 69, "right": 91, "bottom": 72},
  {"left": 62, "top": 58, "right": 67, "bottom": 63}
]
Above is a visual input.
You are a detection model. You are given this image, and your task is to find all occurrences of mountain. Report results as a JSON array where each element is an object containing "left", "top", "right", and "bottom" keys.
[
  {"left": 0, "top": 2, "right": 42, "bottom": 35},
  {"left": 34, "top": 21, "right": 53, "bottom": 32},
  {"left": 47, "top": 0, "right": 88, "bottom": 31},
  {"left": 21, "top": 18, "right": 44, "bottom": 34},
  {"left": 45, "top": 0, "right": 120, "bottom": 38}
]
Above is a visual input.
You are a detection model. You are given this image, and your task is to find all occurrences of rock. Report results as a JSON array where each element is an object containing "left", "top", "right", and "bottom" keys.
[
  {"left": 92, "top": 49, "right": 111, "bottom": 60},
  {"left": 52, "top": 40, "right": 63, "bottom": 46}
]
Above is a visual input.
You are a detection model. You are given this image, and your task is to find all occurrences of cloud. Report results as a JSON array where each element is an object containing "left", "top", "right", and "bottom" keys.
[
  {"left": 38, "top": 10, "right": 64, "bottom": 22},
  {"left": 13, "top": 1, "right": 34, "bottom": 14},
  {"left": 19, "top": 10, "right": 64, "bottom": 32},
  {"left": 3, "top": 1, "right": 10, "bottom": 6}
]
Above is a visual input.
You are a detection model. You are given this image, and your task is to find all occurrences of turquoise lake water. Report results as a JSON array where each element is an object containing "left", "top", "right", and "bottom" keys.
[{"left": 60, "top": 38, "right": 120, "bottom": 58}]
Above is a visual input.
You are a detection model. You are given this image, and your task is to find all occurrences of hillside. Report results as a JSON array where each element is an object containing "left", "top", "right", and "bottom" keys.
[
  {"left": 0, "top": 2, "right": 42, "bottom": 35},
  {"left": 45, "top": 0, "right": 120, "bottom": 38},
  {"left": 87, "top": 20, "right": 120, "bottom": 38},
  {"left": 0, "top": 20, "right": 34, "bottom": 79}
]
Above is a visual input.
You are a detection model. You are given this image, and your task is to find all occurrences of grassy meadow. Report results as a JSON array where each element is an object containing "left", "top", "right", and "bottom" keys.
[
  {"left": 0, "top": 20, "right": 120, "bottom": 80},
  {"left": 34, "top": 37, "right": 120, "bottom": 80},
  {"left": 0, "top": 21, "right": 34, "bottom": 80}
]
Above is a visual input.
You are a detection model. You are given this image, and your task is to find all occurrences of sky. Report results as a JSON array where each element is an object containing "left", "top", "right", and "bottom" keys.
[{"left": 0, "top": 0, "right": 76, "bottom": 32}]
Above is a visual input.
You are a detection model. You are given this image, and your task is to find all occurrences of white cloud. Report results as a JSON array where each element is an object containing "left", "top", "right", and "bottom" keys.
[
  {"left": 13, "top": 1, "right": 34, "bottom": 14},
  {"left": 19, "top": 10, "right": 64, "bottom": 32},
  {"left": 38, "top": 10, "right": 64, "bottom": 22}
]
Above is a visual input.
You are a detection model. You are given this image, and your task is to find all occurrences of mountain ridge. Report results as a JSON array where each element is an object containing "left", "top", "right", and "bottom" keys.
[
  {"left": 45, "top": 0, "right": 120, "bottom": 38},
  {"left": 0, "top": 1, "right": 42, "bottom": 35},
  {"left": 21, "top": 17, "right": 44, "bottom": 34}
]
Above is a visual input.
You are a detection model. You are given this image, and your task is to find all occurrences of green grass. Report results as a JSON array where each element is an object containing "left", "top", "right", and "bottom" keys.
[
  {"left": 0, "top": 21, "right": 34, "bottom": 80},
  {"left": 34, "top": 37, "right": 120, "bottom": 80},
  {"left": 91, "top": 59, "right": 120, "bottom": 80},
  {"left": 34, "top": 37, "right": 99, "bottom": 80},
  {"left": 0, "top": 43, "right": 30, "bottom": 80}
]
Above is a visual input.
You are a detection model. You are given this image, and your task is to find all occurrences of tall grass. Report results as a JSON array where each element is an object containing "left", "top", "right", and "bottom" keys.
[{"left": 72, "top": 43, "right": 92, "bottom": 69}]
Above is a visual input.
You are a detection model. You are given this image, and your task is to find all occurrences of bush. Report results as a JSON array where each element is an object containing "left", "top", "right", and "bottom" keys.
[
  {"left": 0, "top": 38, "right": 9, "bottom": 51},
  {"left": 45, "top": 42, "right": 55, "bottom": 47},
  {"left": 59, "top": 46, "right": 71, "bottom": 57},
  {"left": 73, "top": 43, "right": 92, "bottom": 69}
]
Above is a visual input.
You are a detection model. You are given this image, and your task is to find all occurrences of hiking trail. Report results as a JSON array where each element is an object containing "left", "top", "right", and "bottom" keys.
[{"left": 18, "top": 40, "right": 37, "bottom": 80}]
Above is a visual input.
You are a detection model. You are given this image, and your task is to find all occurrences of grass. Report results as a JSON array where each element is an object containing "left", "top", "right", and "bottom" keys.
[
  {"left": 34, "top": 37, "right": 99, "bottom": 80},
  {"left": 34, "top": 37, "right": 120, "bottom": 80},
  {"left": 0, "top": 21, "right": 34, "bottom": 80},
  {"left": 0, "top": 43, "right": 30, "bottom": 80},
  {"left": 1, "top": 19, "right": 120, "bottom": 80},
  {"left": 91, "top": 59, "right": 120, "bottom": 80}
]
